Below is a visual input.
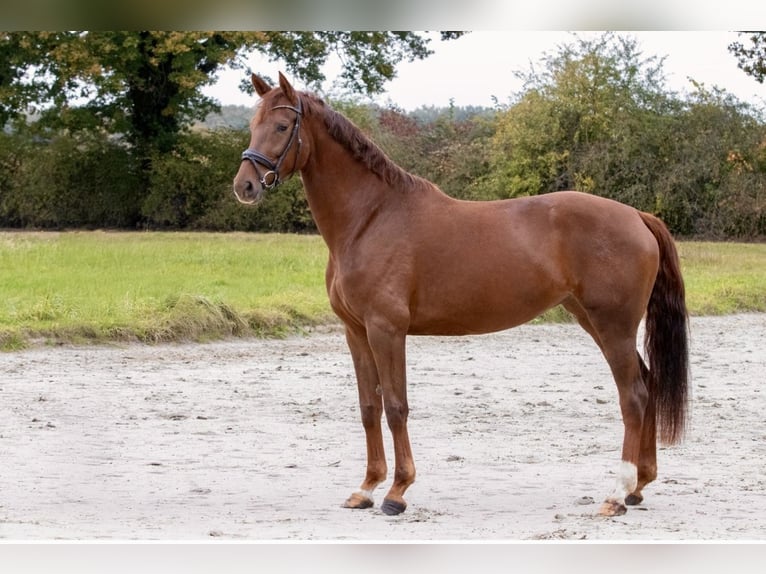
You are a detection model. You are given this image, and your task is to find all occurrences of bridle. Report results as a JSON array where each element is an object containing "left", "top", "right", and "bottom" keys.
[{"left": 240, "top": 98, "right": 303, "bottom": 190}]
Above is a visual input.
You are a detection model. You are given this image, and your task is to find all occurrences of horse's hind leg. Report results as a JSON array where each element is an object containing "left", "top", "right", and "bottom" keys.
[
  {"left": 575, "top": 329, "right": 647, "bottom": 516},
  {"left": 626, "top": 353, "right": 657, "bottom": 506},
  {"left": 342, "top": 325, "right": 388, "bottom": 510},
  {"left": 563, "top": 299, "right": 650, "bottom": 515},
  {"left": 597, "top": 328, "right": 650, "bottom": 516}
]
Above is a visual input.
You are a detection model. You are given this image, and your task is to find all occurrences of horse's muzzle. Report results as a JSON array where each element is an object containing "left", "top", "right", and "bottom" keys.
[{"left": 232, "top": 173, "right": 265, "bottom": 205}]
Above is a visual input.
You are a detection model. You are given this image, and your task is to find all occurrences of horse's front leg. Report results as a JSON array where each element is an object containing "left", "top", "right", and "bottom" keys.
[
  {"left": 342, "top": 325, "right": 387, "bottom": 510},
  {"left": 366, "top": 320, "right": 415, "bottom": 516}
]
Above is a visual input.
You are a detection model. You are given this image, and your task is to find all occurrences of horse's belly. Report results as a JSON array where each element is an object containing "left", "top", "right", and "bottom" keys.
[{"left": 407, "top": 283, "right": 563, "bottom": 336}]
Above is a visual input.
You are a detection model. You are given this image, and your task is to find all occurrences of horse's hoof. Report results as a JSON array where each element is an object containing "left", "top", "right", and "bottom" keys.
[
  {"left": 625, "top": 493, "right": 643, "bottom": 506},
  {"left": 598, "top": 500, "right": 627, "bottom": 517},
  {"left": 380, "top": 498, "right": 407, "bottom": 516},
  {"left": 343, "top": 492, "right": 374, "bottom": 510}
]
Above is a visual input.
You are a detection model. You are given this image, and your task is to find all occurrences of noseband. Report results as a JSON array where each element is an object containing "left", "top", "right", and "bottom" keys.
[{"left": 240, "top": 98, "right": 303, "bottom": 190}]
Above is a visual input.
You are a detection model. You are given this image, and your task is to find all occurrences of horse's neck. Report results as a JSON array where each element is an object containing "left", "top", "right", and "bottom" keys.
[{"left": 300, "top": 133, "right": 391, "bottom": 253}]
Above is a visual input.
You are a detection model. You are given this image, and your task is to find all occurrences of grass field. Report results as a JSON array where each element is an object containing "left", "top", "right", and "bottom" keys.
[
  {"left": 1, "top": 231, "right": 764, "bottom": 350},
  {"left": 0, "top": 231, "right": 330, "bottom": 350}
]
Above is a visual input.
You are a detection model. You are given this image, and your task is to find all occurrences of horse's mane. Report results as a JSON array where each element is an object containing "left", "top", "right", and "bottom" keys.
[{"left": 300, "top": 92, "right": 428, "bottom": 191}]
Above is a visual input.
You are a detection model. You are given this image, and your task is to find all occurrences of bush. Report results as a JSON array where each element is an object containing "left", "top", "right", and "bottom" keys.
[
  {"left": 0, "top": 130, "right": 142, "bottom": 228},
  {"left": 0, "top": 128, "right": 316, "bottom": 233},
  {"left": 2, "top": 87, "right": 765, "bottom": 239},
  {"left": 142, "top": 129, "right": 315, "bottom": 232}
]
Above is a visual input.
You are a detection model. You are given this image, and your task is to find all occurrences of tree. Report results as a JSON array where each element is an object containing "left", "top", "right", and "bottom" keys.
[
  {"left": 1, "top": 31, "right": 463, "bottom": 154},
  {"left": 656, "top": 82, "right": 766, "bottom": 236},
  {"left": 486, "top": 31, "right": 766, "bottom": 237},
  {"left": 488, "top": 32, "right": 673, "bottom": 203},
  {"left": 0, "top": 31, "right": 463, "bottom": 228},
  {"left": 0, "top": 33, "right": 37, "bottom": 128},
  {"left": 729, "top": 32, "right": 766, "bottom": 84}
]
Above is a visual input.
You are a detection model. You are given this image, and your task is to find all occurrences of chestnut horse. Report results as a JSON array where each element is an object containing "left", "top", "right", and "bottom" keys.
[{"left": 233, "top": 72, "right": 690, "bottom": 517}]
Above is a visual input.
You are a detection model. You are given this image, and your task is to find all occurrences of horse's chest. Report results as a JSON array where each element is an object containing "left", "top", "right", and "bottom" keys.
[
  {"left": 327, "top": 261, "right": 410, "bottom": 328},
  {"left": 326, "top": 267, "right": 369, "bottom": 326}
]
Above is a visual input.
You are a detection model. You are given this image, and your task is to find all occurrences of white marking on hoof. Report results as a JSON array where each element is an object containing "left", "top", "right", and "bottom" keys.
[
  {"left": 607, "top": 461, "right": 638, "bottom": 506},
  {"left": 343, "top": 488, "right": 376, "bottom": 509},
  {"left": 357, "top": 488, "right": 374, "bottom": 502}
]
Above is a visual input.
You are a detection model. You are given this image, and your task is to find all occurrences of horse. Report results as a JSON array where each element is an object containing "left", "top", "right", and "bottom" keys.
[{"left": 232, "top": 72, "right": 690, "bottom": 518}]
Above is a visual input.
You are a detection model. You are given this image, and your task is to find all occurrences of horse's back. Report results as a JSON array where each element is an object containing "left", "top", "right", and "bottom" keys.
[
  {"left": 454, "top": 190, "right": 660, "bottom": 274},
  {"left": 413, "top": 190, "right": 658, "bottom": 274}
]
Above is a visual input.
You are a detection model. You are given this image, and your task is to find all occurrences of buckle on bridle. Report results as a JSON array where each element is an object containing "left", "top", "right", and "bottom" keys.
[{"left": 260, "top": 170, "right": 278, "bottom": 189}]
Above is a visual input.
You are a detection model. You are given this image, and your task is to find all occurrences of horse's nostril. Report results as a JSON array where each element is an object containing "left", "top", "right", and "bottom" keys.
[{"left": 233, "top": 177, "right": 256, "bottom": 198}]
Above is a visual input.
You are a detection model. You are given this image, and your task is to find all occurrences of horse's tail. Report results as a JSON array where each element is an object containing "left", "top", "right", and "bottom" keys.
[{"left": 639, "top": 211, "right": 690, "bottom": 445}]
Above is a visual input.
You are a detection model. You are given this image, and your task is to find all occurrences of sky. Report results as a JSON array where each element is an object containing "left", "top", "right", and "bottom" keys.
[{"left": 203, "top": 31, "right": 765, "bottom": 112}]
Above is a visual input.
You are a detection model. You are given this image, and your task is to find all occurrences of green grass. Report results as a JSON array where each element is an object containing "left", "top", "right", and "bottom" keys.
[
  {"left": 0, "top": 231, "right": 331, "bottom": 350},
  {"left": 0, "top": 232, "right": 764, "bottom": 350},
  {"left": 678, "top": 241, "right": 766, "bottom": 316}
]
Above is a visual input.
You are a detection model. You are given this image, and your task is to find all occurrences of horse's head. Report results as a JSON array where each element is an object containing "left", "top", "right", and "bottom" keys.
[{"left": 233, "top": 72, "right": 306, "bottom": 205}]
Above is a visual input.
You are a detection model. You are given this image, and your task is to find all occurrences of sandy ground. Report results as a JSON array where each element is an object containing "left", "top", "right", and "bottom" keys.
[{"left": 1, "top": 314, "right": 765, "bottom": 542}]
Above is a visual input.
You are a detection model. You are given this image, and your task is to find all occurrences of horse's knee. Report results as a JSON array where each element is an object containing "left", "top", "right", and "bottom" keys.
[
  {"left": 384, "top": 400, "right": 408, "bottom": 429},
  {"left": 359, "top": 403, "right": 382, "bottom": 430}
]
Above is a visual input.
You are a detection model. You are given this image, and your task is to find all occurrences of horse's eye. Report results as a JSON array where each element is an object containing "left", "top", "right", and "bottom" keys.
[{"left": 276, "top": 124, "right": 288, "bottom": 133}]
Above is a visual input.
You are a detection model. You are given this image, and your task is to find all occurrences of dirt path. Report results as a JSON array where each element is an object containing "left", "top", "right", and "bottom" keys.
[{"left": 1, "top": 314, "right": 764, "bottom": 541}]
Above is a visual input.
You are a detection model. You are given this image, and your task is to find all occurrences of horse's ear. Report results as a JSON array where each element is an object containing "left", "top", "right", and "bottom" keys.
[
  {"left": 251, "top": 74, "right": 272, "bottom": 97},
  {"left": 278, "top": 72, "right": 298, "bottom": 106}
]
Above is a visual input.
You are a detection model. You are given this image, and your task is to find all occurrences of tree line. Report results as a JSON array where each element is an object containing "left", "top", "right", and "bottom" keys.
[{"left": 1, "top": 32, "right": 764, "bottom": 238}]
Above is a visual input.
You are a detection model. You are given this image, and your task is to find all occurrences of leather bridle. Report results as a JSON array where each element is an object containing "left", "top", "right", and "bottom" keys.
[{"left": 240, "top": 98, "right": 303, "bottom": 190}]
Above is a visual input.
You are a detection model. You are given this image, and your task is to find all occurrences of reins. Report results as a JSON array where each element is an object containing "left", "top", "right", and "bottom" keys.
[{"left": 240, "top": 99, "right": 303, "bottom": 190}]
